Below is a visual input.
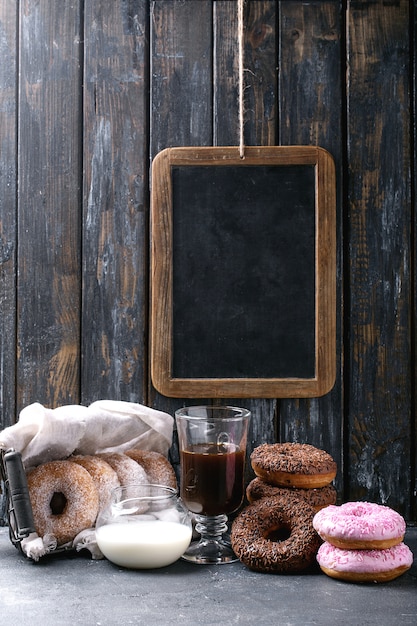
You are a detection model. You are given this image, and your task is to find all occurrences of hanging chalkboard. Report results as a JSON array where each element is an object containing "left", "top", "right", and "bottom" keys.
[{"left": 151, "top": 146, "right": 336, "bottom": 398}]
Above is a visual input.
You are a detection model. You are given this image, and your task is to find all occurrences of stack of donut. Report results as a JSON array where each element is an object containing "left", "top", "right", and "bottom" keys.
[
  {"left": 313, "top": 501, "right": 413, "bottom": 583},
  {"left": 247, "top": 442, "right": 338, "bottom": 511},
  {"left": 231, "top": 442, "right": 337, "bottom": 573},
  {"left": 26, "top": 450, "right": 177, "bottom": 546}
]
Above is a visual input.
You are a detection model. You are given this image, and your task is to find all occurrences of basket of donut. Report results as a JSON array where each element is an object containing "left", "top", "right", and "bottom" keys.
[
  {"left": 230, "top": 442, "right": 413, "bottom": 582},
  {"left": 1, "top": 446, "right": 180, "bottom": 563}
]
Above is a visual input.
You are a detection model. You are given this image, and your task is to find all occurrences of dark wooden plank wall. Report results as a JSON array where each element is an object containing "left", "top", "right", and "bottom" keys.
[{"left": 0, "top": 0, "right": 414, "bottom": 521}]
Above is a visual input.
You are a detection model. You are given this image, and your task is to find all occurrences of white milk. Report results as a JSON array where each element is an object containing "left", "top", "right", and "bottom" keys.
[{"left": 96, "top": 521, "right": 192, "bottom": 569}]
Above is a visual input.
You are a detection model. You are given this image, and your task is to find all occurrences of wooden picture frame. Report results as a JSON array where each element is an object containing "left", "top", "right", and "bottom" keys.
[{"left": 150, "top": 146, "right": 336, "bottom": 398}]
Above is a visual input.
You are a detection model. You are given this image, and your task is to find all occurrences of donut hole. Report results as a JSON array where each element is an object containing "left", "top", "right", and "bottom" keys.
[
  {"left": 264, "top": 524, "right": 291, "bottom": 543},
  {"left": 50, "top": 492, "right": 67, "bottom": 515}
]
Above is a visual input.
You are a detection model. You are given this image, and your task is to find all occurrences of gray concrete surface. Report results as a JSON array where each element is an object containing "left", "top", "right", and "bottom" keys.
[{"left": 0, "top": 526, "right": 416, "bottom": 625}]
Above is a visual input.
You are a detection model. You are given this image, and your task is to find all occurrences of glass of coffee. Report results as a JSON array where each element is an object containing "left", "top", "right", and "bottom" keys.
[{"left": 175, "top": 405, "right": 250, "bottom": 564}]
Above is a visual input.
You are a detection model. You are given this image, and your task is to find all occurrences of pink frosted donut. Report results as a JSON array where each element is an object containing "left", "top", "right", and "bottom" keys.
[
  {"left": 313, "top": 502, "right": 406, "bottom": 550},
  {"left": 316, "top": 541, "right": 413, "bottom": 583}
]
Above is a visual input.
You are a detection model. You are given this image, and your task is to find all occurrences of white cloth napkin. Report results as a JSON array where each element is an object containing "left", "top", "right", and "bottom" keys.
[{"left": 0, "top": 400, "right": 174, "bottom": 469}]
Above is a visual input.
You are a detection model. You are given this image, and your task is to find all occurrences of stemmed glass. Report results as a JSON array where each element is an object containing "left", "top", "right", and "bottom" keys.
[{"left": 175, "top": 405, "right": 250, "bottom": 564}]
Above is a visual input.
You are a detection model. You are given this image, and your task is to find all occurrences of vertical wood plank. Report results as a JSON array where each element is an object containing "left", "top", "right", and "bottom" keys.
[
  {"left": 149, "top": 0, "right": 213, "bottom": 473},
  {"left": 213, "top": 1, "right": 278, "bottom": 458},
  {"left": 278, "top": 1, "right": 344, "bottom": 498},
  {"left": 240, "top": 0, "right": 278, "bottom": 148},
  {"left": 212, "top": 0, "right": 240, "bottom": 148},
  {"left": 346, "top": 0, "right": 412, "bottom": 517},
  {"left": 413, "top": 0, "right": 417, "bottom": 523},
  {"left": 150, "top": 0, "right": 213, "bottom": 156},
  {"left": 149, "top": 0, "right": 213, "bottom": 420},
  {"left": 0, "top": 1, "right": 17, "bottom": 427},
  {"left": 17, "top": 1, "right": 83, "bottom": 410},
  {"left": 214, "top": 1, "right": 278, "bottom": 148},
  {"left": 82, "top": 0, "right": 149, "bottom": 403}
]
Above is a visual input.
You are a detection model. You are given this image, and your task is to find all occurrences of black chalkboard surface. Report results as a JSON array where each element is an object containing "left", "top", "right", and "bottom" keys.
[
  {"left": 151, "top": 146, "right": 336, "bottom": 398},
  {"left": 172, "top": 164, "right": 316, "bottom": 379}
]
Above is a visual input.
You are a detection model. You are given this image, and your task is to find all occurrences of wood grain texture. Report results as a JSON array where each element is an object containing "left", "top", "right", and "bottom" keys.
[
  {"left": 148, "top": 0, "right": 215, "bottom": 473},
  {"left": 150, "top": 0, "right": 213, "bottom": 154},
  {"left": 346, "top": 0, "right": 412, "bottom": 514},
  {"left": 16, "top": 0, "right": 83, "bottom": 410},
  {"left": 149, "top": 0, "right": 213, "bottom": 417},
  {"left": 212, "top": 2, "right": 279, "bottom": 456},
  {"left": 277, "top": 0, "right": 345, "bottom": 499},
  {"left": 408, "top": 0, "right": 417, "bottom": 520},
  {"left": 0, "top": 1, "right": 17, "bottom": 428},
  {"left": 82, "top": 0, "right": 149, "bottom": 403},
  {"left": 0, "top": 0, "right": 414, "bottom": 520}
]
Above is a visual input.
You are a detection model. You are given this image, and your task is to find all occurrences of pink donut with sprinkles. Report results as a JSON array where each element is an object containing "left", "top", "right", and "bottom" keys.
[
  {"left": 316, "top": 541, "right": 413, "bottom": 583},
  {"left": 313, "top": 501, "right": 406, "bottom": 550}
]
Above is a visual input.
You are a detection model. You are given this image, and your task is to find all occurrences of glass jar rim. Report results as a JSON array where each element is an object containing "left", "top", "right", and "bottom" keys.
[
  {"left": 175, "top": 405, "right": 250, "bottom": 420},
  {"left": 111, "top": 483, "right": 178, "bottom": 502}
]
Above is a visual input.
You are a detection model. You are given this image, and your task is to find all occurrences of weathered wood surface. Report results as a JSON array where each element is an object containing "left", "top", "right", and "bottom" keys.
[
  {"left": 82, "top": 0, "right": 149, "bottom": 403},
  {"left": 0, "top": 1, "right": 17, "bottom": 430},
  {"left": 346, "top": 2, "right": 412, "bottom": 513},
  {"left": 277, "top": 1, "right": 345, "bottom": 500},
  {"left": 17, "top": 1, "right": 83, "bottom": 408},
  {"left": 0, "top": 0, "right": 414, "bottom": 520}
]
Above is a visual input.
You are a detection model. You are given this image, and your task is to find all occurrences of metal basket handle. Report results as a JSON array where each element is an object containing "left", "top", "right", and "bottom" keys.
[{"left": 1, "top": 448, "right": 36, "bottom": 550}]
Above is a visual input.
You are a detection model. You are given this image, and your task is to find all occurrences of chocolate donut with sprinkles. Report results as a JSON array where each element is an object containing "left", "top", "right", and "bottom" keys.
[
  {"left": 246, "top": 477, "right": 337, "bottom": 511},
  {"left": 251, "top": 442, "right": 337, "bottom": 489},
  {"left": 231, "top": 495, "right": 321, "bottom": 573}
]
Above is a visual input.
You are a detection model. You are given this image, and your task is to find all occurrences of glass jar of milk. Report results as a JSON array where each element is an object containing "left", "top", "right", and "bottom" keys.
[{"left": 95, "top": 484, "right": 192, "bottom": 569}]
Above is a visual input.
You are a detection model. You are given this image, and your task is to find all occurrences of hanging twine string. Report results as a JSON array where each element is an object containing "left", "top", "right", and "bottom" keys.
[{"left": 238, "top": 0, "right": 245, "bottom": 158}]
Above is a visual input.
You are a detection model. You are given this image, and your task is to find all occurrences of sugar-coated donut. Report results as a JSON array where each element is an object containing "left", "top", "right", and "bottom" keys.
[
  {"left": 97, "top": 453, "right": 148, "bottom": 486},
  {"left": 251, "top": 443, "right": 337, "bottom": 489},
  {"left": 27, "top": 460, "right": 99, "bottom": 545},
  {"left": 313, "top": 502, "right": 406, "bottom": 550},
  {"left": 125, "top": 449, "right": 177, "bottom": 490},
  {"left": 246, "top": 477, "right": 337, "bottom": 511},
  {"left": 231, "top": 495, "right": 321, "bottom": 573},
  {"left": 316, "top": 541, "right": 413, "bottom": 583},
  {"left": 69, "top": 455, "right": 120, "bottom": 508}
]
